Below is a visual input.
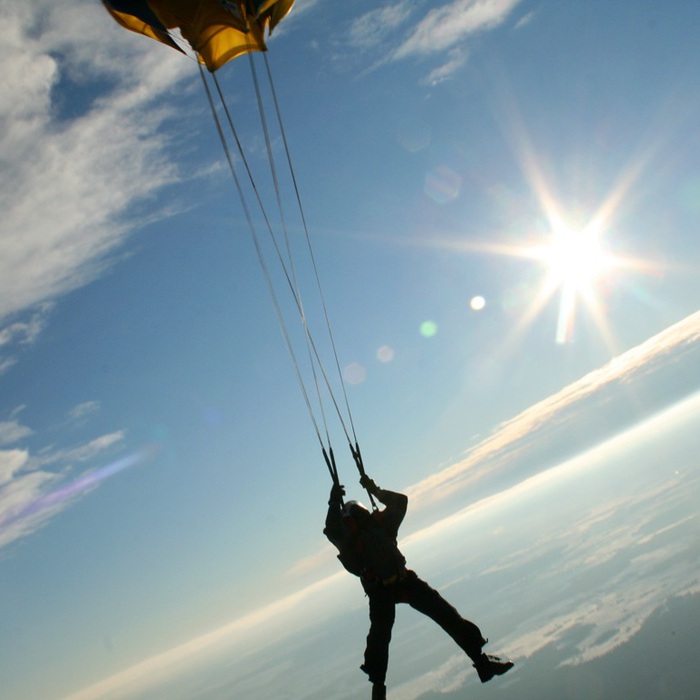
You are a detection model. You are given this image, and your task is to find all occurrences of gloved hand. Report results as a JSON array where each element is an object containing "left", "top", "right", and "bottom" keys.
[
  {"left": 360, "top": 474, "right": 379, "bottom": 495},
  {"left": 329, "top": 483, "right": 345, "bottom": 504}
]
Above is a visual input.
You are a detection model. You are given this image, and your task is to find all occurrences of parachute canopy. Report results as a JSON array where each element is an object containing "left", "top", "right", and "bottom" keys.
[{"left": 103, "top": 0, "right": 295, "bottom": 71}]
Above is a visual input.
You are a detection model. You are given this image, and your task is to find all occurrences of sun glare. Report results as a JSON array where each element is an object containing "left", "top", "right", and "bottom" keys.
[
  {"left": 422, "top": 118, "right": 657, "bottom": 349},
  {"left": 543, "top": 226, "right": 611, "bottom": 289},
  {"left": 530, "top": 224, "right": 617, "bottom": 344},
  {"left": 543, "top": 230, "right": 608, "bottom": 289}
]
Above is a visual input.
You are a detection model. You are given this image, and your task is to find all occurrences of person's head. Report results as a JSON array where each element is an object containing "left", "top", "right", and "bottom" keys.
[{"left": 342, "top": 500, "right": 372, "bottom": 528}]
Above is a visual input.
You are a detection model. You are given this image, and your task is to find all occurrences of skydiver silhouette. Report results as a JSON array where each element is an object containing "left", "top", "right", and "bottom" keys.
[{"left": 324, "top": 475, "right": 513, "bottom": 700}]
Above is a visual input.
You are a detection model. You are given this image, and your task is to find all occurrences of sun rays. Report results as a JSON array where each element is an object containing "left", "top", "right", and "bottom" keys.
[
  {"left": 466, "top": 105, "right": 664, "bottom": 349},
  {"left": 524, "top": 221, "right": 618, "bottom": 344}
]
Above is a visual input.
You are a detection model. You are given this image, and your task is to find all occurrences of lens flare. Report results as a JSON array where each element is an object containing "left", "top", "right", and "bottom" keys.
[
  {"left": 343, "top": 362, "right": 367, "bottom": 385},
  {"left": 420, "top": 321, "right": 438, "bottom": 338},
  {"left": 377, "top": 345, "right": 395, "bottom": 363},
  {"left": 424, "top": 166, "right": 461, "bottom": 204},
  {"left": 397, "top": 116, "right": 431, "bottom": 153},
  {"left": 0, "top": 446, "right": 157, "bottom": 533},
  {"left": 470, "top": 296, "right": 486, "bottom": 311}
]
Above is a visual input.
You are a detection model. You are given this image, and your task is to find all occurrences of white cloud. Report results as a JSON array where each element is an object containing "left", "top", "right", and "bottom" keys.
[
  {"left": 0, "top": 420, "right": 33, "bottom": 446},
  {"left": 0, "top": 358, "right": 17, "bottom": 375},
  {"left": 0, "top": 304, "right": 53, "bottom": 347},
  {"left": 0, "top": 1, "right": 191, "bottom": 326},
  {"left": 0, "top": 448, "right": 62, "bottom": 548},
  {"left": 515, "top": 10, "right": 536, "bottom": 29},
  {"left": 394, "top": 0, "right": 522, "bottom": 59},
  {"left": 68, "top": 400, "right": 101, "bottom": 422},
  {"left": 422, "top": 47, "right": 469, "bottom": 86},
  {"left": 0, "top": 429, "right": 128, "bottom": 549},
  {"left": 0, "top": 449, "right": 29, "bottom": 486},
  {"left": 31, "top": 430, "right": 126, "bottom": 469},
  {"left": 342, "top": 1, "right": 522, "bottom": 82},
  {"left": 0, "top": 304, "right": 53, "bottom": 374},
  {"left": 348, "top": 2, "right": 413, "bottom": 51}
]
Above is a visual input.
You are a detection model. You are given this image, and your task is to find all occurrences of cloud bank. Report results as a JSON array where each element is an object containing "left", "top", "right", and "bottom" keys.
[
  {"left": 62, "top": 309, "right": 700, "bottom": 699},
  {"left": 0, "top": 1, "right": 190, "bottom": 549},
  {"left": 405, "top": 309, "right": 700, "bottom": 512},
  {"left": 0, "top": 1, "right": 189, "bottom": 326}
]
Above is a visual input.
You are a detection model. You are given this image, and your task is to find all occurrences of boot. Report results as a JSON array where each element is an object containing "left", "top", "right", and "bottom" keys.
[
  {"left": 371, "top": 682, "right": 386, "bottom": 700},
  {"left": 473, "top": 654, "right": 514, "bottom": 683}
]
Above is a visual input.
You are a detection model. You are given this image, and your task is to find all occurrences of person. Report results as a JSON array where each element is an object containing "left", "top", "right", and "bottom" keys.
[{"left": 324, "top": 475, "right": 513, "bottom": 700}]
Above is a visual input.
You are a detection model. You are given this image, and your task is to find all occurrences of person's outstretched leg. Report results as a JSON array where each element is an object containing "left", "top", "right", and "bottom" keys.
[
  {"left": 401, "top": 570, "right": 513, "bottom": 681},
  {"left": 473, "top": 655, "right": 514, "bottom": 683},
  {"left": 360, "top": 587, "right": 396, "bottom": 692},
  {"left": 401, "top": 571, "right": 486, "bottom": 657}
]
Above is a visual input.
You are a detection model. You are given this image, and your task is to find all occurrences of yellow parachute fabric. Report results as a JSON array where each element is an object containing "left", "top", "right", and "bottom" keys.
[
  {"left": 102, "top": 0, "right": 295, "bottom": 72},
  {"left": 257, "top": 0, "right": 295, "bottom": 34},
  {"left": 102, "top": 1, "right": 184, "bottom": 54}
]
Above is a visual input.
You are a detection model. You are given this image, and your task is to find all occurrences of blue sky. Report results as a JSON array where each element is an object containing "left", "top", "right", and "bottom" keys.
[{"left": 2, "top": 1, "right": 700, "bottom": 698}]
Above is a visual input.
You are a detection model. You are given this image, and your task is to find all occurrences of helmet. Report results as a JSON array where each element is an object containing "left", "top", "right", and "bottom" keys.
[{"left": 342, "top": 500, "right": 369, "bottom": 519}]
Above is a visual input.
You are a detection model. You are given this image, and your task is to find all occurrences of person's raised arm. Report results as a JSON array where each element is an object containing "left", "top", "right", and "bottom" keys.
[
  {"left": 323, "top": 483, "right": 346, "bottom": 546},
  {"left": 360, "top": 475, "right": 407, "bottom": 529}
]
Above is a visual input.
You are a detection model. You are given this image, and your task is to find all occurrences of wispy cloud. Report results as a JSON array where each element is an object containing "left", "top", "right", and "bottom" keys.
[
  {"left": 0, "top": 303, "right": 53, "bottom": 347},
  {"left": 342, "top": 0, "right": 522, "bottom": 82},
  {"left": 0, "top": 427, "right": 134, "bottom": 550},
  {"left": 31, "top": 431, "right": 126, "bottom": 469},
  {"left": 0, "top": 420, "right": 33, "bottom": 446},
  {"left": 0, "top": 1, "right": 190, "bottom": 331},
  {"left": 422, "top": 47, "right": 469, "bottom": 86},
  {"left": 68, "top": 400, "right": 101, "bottom": 423},
  {"left": 0, "top": 303, "right": 54, "bottom": 373},
  {"left": 0, "top": 357, "right": 17, "bottom": 375},
  {"left": 393, "top": 0, "right": 523, "bottom": 60},
  {"left": 347, "top": 2, "right": 413, "bottom": 51}
]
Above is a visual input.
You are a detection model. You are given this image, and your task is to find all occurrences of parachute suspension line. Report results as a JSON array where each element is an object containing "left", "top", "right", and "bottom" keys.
[
  {"left": 244, "top": 52, "right": 333, "bottom": 452},
  {"left": 262, "top": 53, "right": 361, "bottom": 450},
  {"left": 198, "top": 63, "right": 326, "bottom": 454},
  {"left": 211, "top": 65, "right": 357, "bottom": 452},
  {"left": 204, "top": 58, "right": 372, "bottom": 497},
  {"left": 210, "top": 70, "right": 345, "bottom": 451},
  {"left": 259, "top": 55, "right": 374, "bottom": 503}
]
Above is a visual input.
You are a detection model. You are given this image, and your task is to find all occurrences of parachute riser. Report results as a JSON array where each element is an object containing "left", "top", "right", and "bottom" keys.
[
  {"left": 351, "top": 441, "right": 378, "bottom": 511},
  {"left": 322, "top": 446, "right": 344, "bottom": 506}
]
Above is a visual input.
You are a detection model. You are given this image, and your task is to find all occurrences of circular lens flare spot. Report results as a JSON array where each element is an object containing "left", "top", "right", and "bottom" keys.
[
  {"left": 424, "top": 166, "right": 461, "bottom": 204},
  {"left": 470, "top": 295, "right": 486, "bottom": 311},
  {"left": 397, "top": 117, "right": 431, "bottom": 153},
  {"left": 420, "top": 321, "right": 438, "bottom": 338},
  {"left": 343, "top": 363, "right": 367, "bottom": 385},
  {"left": 377, "top": 345, "right": 395, "bottom": 363}
]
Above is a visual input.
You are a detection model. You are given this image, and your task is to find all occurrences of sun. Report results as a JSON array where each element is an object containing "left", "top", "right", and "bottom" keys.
[
  {"left": 534, "top": 224, "right": 616, "bottom": 344},
  {"left": 542, "top": 225, "right": 612, "bottom": 290}
]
